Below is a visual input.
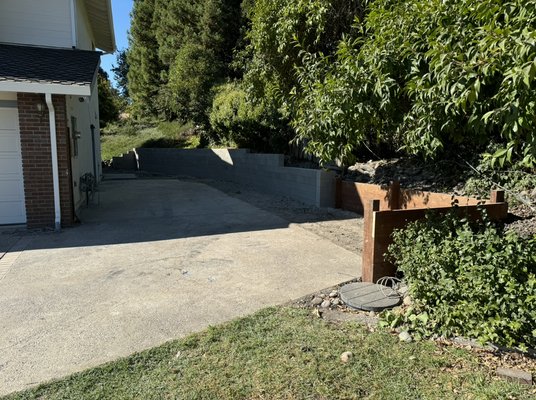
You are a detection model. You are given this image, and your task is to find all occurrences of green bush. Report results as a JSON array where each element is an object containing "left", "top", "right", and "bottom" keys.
[
  {"left": 385, "top": 212, "right": 536, "bottom": 350},
  {"left": 244, "top": 0, "right": 360, "bottom": 113},
  {"left": 209, "top": 82, "right": 291, "bottom": 152},
  {"left": 290, "top": 0, "right": 536, "bottom": 167},
  {"left": 462, "top": 151, "right": 536, "bottom": 206}
]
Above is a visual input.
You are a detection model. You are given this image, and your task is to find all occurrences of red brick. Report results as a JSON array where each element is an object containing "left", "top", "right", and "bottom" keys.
[{"left": 17, "top": 93, "right": 74, "bottom": 229}]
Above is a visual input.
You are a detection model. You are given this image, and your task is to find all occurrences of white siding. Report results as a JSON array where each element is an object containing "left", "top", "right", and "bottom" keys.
[
  {"left": 75, "top": 0, "right": 95, "bottom": 50},
  {"left": 66, "top": 92, "right": 100, "bottom": 210},
  {"left": 0, "top": 0, "right": 72, "bottom": 49}
]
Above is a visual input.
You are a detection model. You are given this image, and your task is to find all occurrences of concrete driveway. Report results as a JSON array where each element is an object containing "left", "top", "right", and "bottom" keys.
[{"left": 0, "top": 178, "right": 360, "bottom": 396}]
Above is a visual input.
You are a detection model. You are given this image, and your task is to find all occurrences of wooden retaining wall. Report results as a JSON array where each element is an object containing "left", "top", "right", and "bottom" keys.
[
  {"left": 336, "top": 180, "right": 509, "bottom": 283},
  {"left": 336, "top": 180, "right": 483, "bottom": 213}
]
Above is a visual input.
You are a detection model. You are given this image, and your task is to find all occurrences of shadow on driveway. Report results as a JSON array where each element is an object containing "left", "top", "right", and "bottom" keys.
[
  {"left": 25, "top": 179, "right": 292, "bottom": 250},
  {"left": 0, "top": 178, "right": 360, "bottom": 396}
]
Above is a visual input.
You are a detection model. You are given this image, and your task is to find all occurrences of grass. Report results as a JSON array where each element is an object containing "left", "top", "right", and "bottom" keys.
[
  {"left": 100, "top": 121, "right": 200, "bottom": 161},
  {"left": 4, "top": 307, "right": 532, "bottom": 400}
]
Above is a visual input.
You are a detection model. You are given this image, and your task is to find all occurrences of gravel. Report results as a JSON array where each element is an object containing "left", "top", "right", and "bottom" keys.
[{"left": 346, "top": 158, "right": 470, "bottom": 193}]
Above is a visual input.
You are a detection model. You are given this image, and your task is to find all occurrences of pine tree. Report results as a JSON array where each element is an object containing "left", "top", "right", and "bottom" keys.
[
  {"left": 127, "top": 0, "right": 162, "bottom": 118},
  {"left": 127, "top": 0, "right": 244, "bottom": 121},
  {"left": 112, "top": 49, "right": 130, "bottom": 99},
  {"left": 97, "top": 68, "right": 122, "bottom": 126},
  {"left": 153, "top": 0, "right": 203, "bottom": 68}
]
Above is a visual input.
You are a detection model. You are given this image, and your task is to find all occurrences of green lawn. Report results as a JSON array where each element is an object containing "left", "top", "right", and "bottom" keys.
[
  {"left": 4, "top": 307, "right": 532, "bottom": 400},
  {"left": 100, "top": 121, "right": 200, "bottom": 161}
]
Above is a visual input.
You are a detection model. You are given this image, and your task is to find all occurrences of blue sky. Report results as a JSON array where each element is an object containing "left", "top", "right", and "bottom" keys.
[{"left": 100, "top": 0, "right": 133, "bottom": 86}]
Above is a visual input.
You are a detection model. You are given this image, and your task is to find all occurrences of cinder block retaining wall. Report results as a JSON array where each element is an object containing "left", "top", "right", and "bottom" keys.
[{"left": 134, "top": 148, "right": 336, "bottom": 207}]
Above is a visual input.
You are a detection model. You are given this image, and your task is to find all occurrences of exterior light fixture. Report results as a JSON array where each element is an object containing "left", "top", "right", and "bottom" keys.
[{"left": 36, "top": 102, "right": 46, "bottom": 116}]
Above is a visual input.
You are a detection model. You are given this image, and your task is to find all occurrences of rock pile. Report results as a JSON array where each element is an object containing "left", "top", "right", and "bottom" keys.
[{"left": 309, "top": 290, "right": 343, "bottom": 309}]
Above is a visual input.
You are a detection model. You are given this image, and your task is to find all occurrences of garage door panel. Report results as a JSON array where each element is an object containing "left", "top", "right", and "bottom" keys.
[
  {"left": 0, "top": 109, "right": 18, "bottom": 130},
  {"left": 0, "top": 105, "right": 26, "bottom": 224},
  {"left": 0, "top": 179, "right": 24, "bottom": 201},
  {"left": 0, "top": 154, "right": 23, "bottom": 174},
  {"left": 0, "top": 200, "right": 26, "bottom": 223},
  {"left": 0, "top": 131, "right": 21, "bottom": 153}
]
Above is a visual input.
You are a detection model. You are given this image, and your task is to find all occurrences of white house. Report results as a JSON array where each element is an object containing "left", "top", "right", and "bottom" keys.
[{"left": 0, "top": 0, "right": 115, "bottom": 229}]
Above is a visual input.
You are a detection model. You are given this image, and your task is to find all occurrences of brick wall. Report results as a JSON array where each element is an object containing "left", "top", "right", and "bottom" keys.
[{"left": 17, "top": 93, "right": 74, "bottom": 228}]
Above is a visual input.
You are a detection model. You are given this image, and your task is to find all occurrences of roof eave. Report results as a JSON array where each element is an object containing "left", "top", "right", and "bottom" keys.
[
  {"left": 85, "top": 0, "right": 116, "bottom": 53},
  {"left": 0, "top": 81, "right": 92, "bottom": 96},
  {"left": 106, "top": 0, "right": 117, "bottom": 52}
]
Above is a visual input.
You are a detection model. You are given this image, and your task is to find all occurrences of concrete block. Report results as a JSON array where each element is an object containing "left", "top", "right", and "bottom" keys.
[
  {"left": 496, "top": 367, "right": 533, "bottom": 385},
  {"left": 111, "top": 150, "right": 137, "bottom": 171},
  {"left": 134, "top": 148, "right": 337, "bottom": 207}
]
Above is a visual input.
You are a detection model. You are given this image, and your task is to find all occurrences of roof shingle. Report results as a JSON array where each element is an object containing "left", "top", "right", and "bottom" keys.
[{"left": 0, "top": 44, "right": 101, "bottom": 87}]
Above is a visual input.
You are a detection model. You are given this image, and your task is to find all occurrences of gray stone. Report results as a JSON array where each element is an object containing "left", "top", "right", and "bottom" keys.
[
  {"left": 321, "top": 300, "right": 331, "bottom": 308},
  {"left": 403, "top": 296, "right": 412, "bottom": 306},
  {"left": 311, "top": 297, "right": 323, "bottom": 306},
  {"left": 368, "top": 311, "right": 376, "bottom": 317},
  {"left": 339, "top": 282, "right": 402, "bottom": 312},
  {"left": 329, "top": 291, "right": 338, "bottom": 298},
  {"left": 399, "top": 331, "right": 413, "bottom": 343},
  {"left": 340, "top": 351, "right": 353, "bottom": 363},
  {"left": 496, "top": 368, "right": 533, "bottom": 385},
  {"left": 398, "top": 285, "right": 408, "bottom": 296}
]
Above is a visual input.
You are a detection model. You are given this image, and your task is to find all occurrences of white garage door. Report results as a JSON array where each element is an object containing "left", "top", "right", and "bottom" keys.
[{"left": 0, "top": 97, "right": 26, "bottom": 225}]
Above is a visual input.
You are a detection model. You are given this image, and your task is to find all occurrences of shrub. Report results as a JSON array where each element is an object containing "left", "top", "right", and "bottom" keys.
[
  {"left": 209, "top": 82, "right": 291, "bottom": 152},
  {"left": 290, "top": 0, "right": 536, "bottom": 167},
  {"left": 385, "top": 212, "right": 536, "bottom": 350},
  {"left": 462, "top": 151, "right": 536, "bottom": 206}
]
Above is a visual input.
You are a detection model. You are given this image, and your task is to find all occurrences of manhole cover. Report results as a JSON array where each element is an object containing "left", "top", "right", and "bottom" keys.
[{"left": 339, "top": 282, "right": 401, "bottom": 312}]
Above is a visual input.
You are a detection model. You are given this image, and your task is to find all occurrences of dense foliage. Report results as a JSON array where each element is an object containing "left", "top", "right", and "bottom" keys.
[
  {"left": 463, "top": 152, "right": 536, "bottom": 206},
  {"left": 243, "top": 0, "right": 363, "bottom": 114},
  {"left": 166, "top": 43, "right": 221, "bottom": 122},
  {"left": 126, "top": 0, "right": 536, "bottom": 164},
  {"left": 246, "top": 0, "right": 536, "bottom": 166},
  {"left": 97, "top": 68, "right": 123, "bottom": 127},
  {"left": 384, "top": 212, "right": 536, "bottom": 350},
  {"left": 112, "top": 49, "right": 130, "bottom": 99},
  {"left": 209, "top": 82, "right": 290, "bottom": 151},
  {"left": 127, "top": 0, "right": 243, "bottom": 122},
  {"left": 127, "top": 0, "right": 162, "bottom": 117}
]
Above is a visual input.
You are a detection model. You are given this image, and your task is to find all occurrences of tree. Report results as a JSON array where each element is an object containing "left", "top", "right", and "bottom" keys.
[
  {"left": 209, "top": 82, "right": 290, "bottom": 152},
  {"left": 150, "top": 0, "right": 243, "bottom": 123},
  {"left": 111, "top": 49, "right": 130, "bottom": 99},
  {"left": 290, "top": 0, "right": 536, "bottom": 167},
  {"left": 127, "top": 0, "right": 163, "bottom": 118},
  {"left": 97, "top": 68, "right": 122, "bottom": 126},
  {"left": 198, "top": 0, "right": 242, "bottom": 67},
  {"left": 166, "top": 43, "right": 221, "bottom": 123},
  {"left": 244, "top": 0, "right": 364, "bottom": 116},
  {"left": 153, "top": 0, "right": 203, "bottom": 68}
]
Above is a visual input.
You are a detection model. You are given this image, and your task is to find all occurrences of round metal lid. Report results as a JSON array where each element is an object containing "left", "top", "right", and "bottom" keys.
[{"left": 339, "top": 282, "right": 402, "bottom": 312}]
